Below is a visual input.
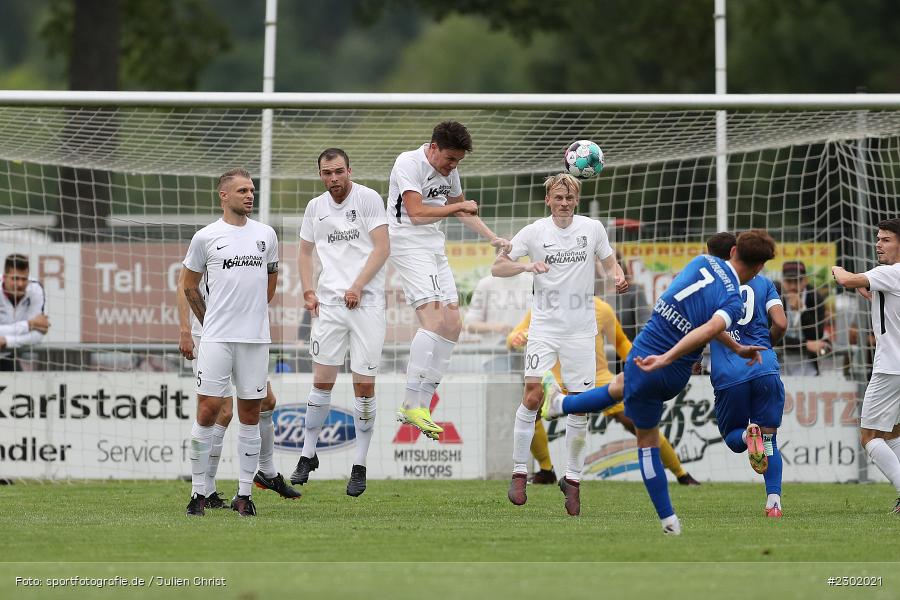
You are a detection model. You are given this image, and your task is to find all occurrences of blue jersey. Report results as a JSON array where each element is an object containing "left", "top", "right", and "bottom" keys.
[
  {"left": 633, "top": 254, "right": 744, "bottom": 364},
  {"left": 710, "top": 274, "right": 782, "bottom": 390}
]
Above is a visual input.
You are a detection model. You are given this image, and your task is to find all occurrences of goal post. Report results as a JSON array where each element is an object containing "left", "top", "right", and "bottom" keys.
[{"left": 1, "top": 92, "right": 899, "bottom": 483}]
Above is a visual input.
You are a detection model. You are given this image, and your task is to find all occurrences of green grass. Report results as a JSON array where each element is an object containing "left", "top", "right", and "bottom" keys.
[{"left": 2, "top": 480, "right": 898, "bottom": 599}]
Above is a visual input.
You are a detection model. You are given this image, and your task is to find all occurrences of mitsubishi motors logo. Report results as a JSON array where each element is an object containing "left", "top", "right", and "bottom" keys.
[{"left": 393, "top": 393, "right": 461, "bottom": 444}]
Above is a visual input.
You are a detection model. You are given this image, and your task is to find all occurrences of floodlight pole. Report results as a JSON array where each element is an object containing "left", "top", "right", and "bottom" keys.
[
  {"left": 715, "top": 0, "right": 728, "bottom": 233},
  {"left": 258, "top": 0, "right": 278, "bottom": 226}
]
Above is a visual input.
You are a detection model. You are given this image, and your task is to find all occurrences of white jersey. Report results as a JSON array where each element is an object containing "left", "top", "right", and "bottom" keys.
[
  {"left": 299, "top": 183, "right": 388, "bottom": 307},
  {"left": 183, "top": 218, "right": 278, "bottom": 343},
  {"left": 508, "top": 215, "right": 613, "bottom": 340},
  {"left": 387, "top": 144, "right": 462, "bottom": 256},
  {"left": 0, "top": 279, "right": 46, "bottom": 352},
  {"left": 865, "top": 263, "right": 900, "bottom": 374}
]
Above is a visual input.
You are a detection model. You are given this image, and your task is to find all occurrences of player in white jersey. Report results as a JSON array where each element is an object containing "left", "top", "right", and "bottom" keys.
[
  {"left": 388, "top": 121, "right": 510, "bottom": 438},
  {"left": 177, "top": 271, "right": 299, "bottom": 510},
  {"left": 182, "top": 168, "right": 280, "bottom": 518},
  {"left": 0, "top": 253, "right": 50, "bottom": 371},
  {"left": 492, "top": 173, "right": 627, "bottom": 515},
  {"left": 832, "top": 217, "right": 900, "bottom": 513},
  {"left": 293, "top": 148, "right": 389, "bottom": 496}
]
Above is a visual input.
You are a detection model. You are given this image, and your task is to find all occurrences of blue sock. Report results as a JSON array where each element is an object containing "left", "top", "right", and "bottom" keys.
[
  {"left": 763, "top": 433, "right": 782, "bottom": 496},
  {"left": 638, "top": 447, "right": 674, "bottom": 519},
  {"left": 724, "top": 428, "right": 747, "bottom": 453},
  {"left": 562, "top": 384, "right": 617, "bottom": 415}
]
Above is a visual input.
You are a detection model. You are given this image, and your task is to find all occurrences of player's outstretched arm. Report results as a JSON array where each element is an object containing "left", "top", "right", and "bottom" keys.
[
  {"left": 713, "top": 331, "right": 764, "bottom": 366},
  {"left": 832, "top": 266, "right": 870, "bottom": 289},
  {"left": 176, "top": 268, "right": 195, "bottom": 360},
  {"left": 404, "top": 190, "right": 470, "bottom": 225},
  {"left": 182, "top": 268, "right": 206, "bottom": 326},
  {"left": 345, "top": 224, "right": 390, "bottom": 309},
  {"left": 635, "top": 314, "right": 733, "bottom": 372},
  {"left": 449, "top": 194, "right": 511, "bottom": 252},
  {"left": 491, "top": 253, "right": 549, "bottom": 278}
]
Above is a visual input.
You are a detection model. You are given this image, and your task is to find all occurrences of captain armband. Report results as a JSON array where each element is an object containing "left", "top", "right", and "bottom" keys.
[{"left": 267, "top": 261, "right": 279, "bottom": 273}]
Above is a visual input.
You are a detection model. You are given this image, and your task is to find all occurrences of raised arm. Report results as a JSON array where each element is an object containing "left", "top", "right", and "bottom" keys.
[
  {"left": 450, "top": 194, "right": 510, "bottom": 252},
  {"left": 832, "top": 266, "right": 870, "bottom": 289},
  {"left": 404, "top": 190, "right": 472, "bottom": 225},
  {"left": 182, "top": 268, "right": 206, "bottom": 325},
  {"left": 491, "top": 253, "right": 548, "bottom": 278},
  {"left": 635, "top": 314, "right": 763, "bottom": 372}
]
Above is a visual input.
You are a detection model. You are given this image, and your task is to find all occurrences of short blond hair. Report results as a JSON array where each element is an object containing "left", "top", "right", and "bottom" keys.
[
  {"left": 544, "top": 173, "right": 582, "bottom": 196},
  {"left": 216, "top": 168, "right": 252, "bottom": 192}
]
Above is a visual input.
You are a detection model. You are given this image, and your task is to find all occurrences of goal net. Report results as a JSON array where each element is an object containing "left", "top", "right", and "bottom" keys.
[{"left": 1, "top": 95, "right": 898, "bottom": 484}]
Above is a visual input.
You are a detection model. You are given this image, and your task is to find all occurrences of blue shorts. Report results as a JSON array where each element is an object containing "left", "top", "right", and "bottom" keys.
[
  {"left": 623, "top": 347, "right": 692, "bottom": 430},
  {"left": 714, "top": 373, "right": 785, "bottom": 436}
]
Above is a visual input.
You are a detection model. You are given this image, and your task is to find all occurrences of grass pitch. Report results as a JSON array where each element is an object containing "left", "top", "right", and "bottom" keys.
[{"left": 3, "top": 480, "right": 898, "bottom": 599}]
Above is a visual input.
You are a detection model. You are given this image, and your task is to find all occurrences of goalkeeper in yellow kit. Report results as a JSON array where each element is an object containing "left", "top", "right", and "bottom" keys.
[{"left": 507, "top": 296, "right": 700, "bottom": 485}]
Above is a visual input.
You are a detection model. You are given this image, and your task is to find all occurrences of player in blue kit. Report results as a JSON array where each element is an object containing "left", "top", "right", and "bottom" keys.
[
  {"left": 705, "top": 232, "right": 788, "bottom": 518},
  {"left": 632, "top": 230, "right": 776, "bottom": 534},
  {"left": 542, "top": 230, "right": 776, "bottom": 534}
]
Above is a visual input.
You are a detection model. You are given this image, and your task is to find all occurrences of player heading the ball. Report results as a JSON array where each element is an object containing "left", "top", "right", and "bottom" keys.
[{"left": 389, "top": 121, "right": 510, "bottom": 440}]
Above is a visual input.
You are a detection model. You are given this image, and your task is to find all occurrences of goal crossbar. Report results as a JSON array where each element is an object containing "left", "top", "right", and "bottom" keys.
[{"left": 2, "top": 91, "right": 900, "bottom": 110}]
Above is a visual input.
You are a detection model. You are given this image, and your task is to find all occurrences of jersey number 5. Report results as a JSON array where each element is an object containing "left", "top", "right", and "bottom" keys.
[{"left": 673, "top": 267, "right": 715, "bottom": 301}]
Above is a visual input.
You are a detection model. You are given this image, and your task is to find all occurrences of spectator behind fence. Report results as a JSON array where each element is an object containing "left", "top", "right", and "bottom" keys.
[
  {"left": 775, "top": 260, "right": 830, "bottom": 375},
  {"left": 0, "top": 253, "right": 50, "bottom": 371},
  {"left": 464, "top": 271, "right": 533, "bottom": 371},
  {"left": 613, "top": 252, "right": 651, "bottom": 343}
]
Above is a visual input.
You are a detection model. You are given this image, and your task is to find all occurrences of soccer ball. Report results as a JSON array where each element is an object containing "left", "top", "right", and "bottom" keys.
[{"left": 564, "top": 140, "right": 604, "bottom": 179}]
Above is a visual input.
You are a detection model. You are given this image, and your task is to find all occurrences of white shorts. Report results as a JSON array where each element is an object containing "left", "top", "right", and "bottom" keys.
[
  {"left": 390, "top": 253, "right": 458, "bottom": 308},
  {"left": 310, "top": 304, "right": 386, "bottom": 375},
  {"left": 861, "top": 372, "right": 900, "bottom": 432},
  {"left": 196, "top": 341, "right": 268, "bottom": 400},
  {"left": 524, "top": 336, "right": 596, "bottom": 392}
]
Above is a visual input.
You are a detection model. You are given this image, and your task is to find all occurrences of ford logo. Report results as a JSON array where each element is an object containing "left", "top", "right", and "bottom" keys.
[{"left": 272, "top": 403, "right": 356, "bottom": 452}]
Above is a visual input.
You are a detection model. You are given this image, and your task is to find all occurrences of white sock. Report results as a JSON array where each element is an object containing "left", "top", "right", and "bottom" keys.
[
  {"left": 302, "top": 387, "right": 331, "bottom": 459},
  {"left": 237, "top": 422, "right": 261, "bottom": 497},
  {"left": 404, "top": 329, "right": 437, "bottom": 409},
  {"left": 865, "top": 438, "right": 900, "bottom": 494},
  {"left": 565, "top": 414, "right": 588, "bottom": 482},
  {"left": 424, "top": 331, "right": 456, "bottom": 407},
  {"left": 190, "top": 421, "right": 213, "bottom": 497},
  {"left": 513, "top": 404, "right": 537, "bottom": 474},
  {"left": 766, "top": 493, "right": 781, "bottom": 509},
  {"left": 205, "top": 423, "right": 227, "bottom": 494},
  {"left": 258, "top": 410, "right": 276, "bottom": 477},
  {"left": 353, "top": 396, "right": 376, "bottom": 466},
  {"left": 886, "top": 437, "right": 900, "bottom": 462}
]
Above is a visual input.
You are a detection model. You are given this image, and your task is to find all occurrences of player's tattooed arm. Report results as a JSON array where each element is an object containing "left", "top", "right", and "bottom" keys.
[
  {"left": 182, "top": 267, "right": 206, "bottom": 325},
  {"left": 176, "top": 268, "right": 195, "bottom": 359}
]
